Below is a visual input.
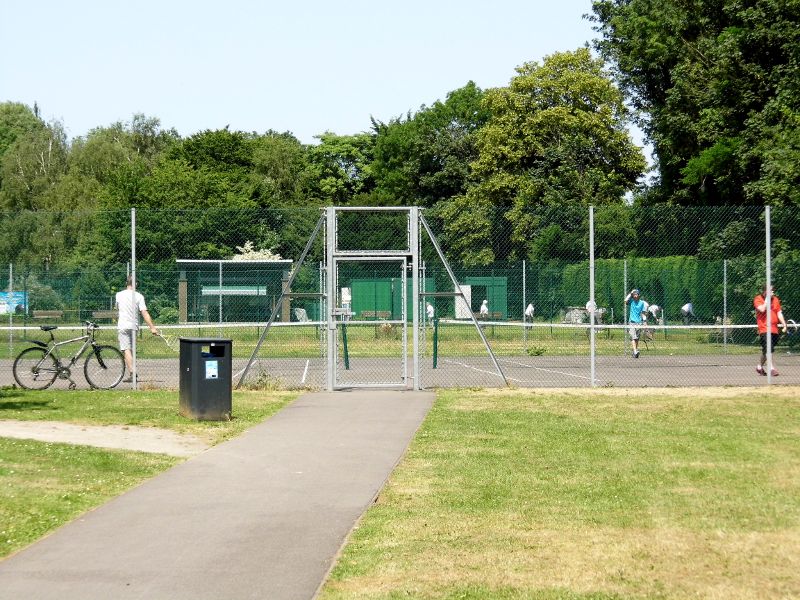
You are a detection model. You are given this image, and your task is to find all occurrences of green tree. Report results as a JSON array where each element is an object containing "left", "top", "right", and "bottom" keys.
[
  {"left": 442, "top": 49, "right": 644, "bottom": 264},
  {"left": 592, "top": 0, "right": 800, "bottom": 205},
  {"left": 306, "top": 132, "right": 375, "bottom": 204},
  {"left": 0, "top": 102, "right": 44, "bottom": 161},
  {"left": 0, "top": 119, "right": 69, "bottom": 210},
  {"left": 371, "top": 82, "right": 489, "bottom": 207}
]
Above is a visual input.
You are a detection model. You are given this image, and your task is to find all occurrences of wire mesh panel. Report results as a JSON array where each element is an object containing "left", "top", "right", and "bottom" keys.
[
  {"left": 418, "top": 218, "right": 510, "bottom": 389},
  {"left": 333, "top": 259, "right": 408, "bottom": 388},
  {"left": 1, "top": 205, "right": 799, "bottom": 389},
  {"left": 592, "top": 205, "right": 779, "bottom": 386}
]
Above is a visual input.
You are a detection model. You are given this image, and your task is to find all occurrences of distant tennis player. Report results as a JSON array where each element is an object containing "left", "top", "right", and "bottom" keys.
[
  {"left": 754, "top": 285, "right": 787, "bottom": 376},
  {"left": 525, "top": 303, "right": 534, "bottom": 320},
  {"left": 625, "top": 288, "right": 648, "bottom": 359},
  {"left": 681, "top": 301, "right": 694, "bottom": 325}
]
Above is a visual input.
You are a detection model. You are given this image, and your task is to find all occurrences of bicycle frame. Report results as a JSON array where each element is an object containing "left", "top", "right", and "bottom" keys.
[{"left": 33, "top": 331, "right": 95, "bottom": 369}]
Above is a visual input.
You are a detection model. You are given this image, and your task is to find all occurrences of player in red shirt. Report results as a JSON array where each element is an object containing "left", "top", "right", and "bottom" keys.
[{"left": 753, "top": 285, "right": 787, "bottom": 376}]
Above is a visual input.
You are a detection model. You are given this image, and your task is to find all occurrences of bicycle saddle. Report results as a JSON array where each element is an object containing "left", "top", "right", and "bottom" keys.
[{"left": 40, "top": 325, "right": 58, "bottom": 331}]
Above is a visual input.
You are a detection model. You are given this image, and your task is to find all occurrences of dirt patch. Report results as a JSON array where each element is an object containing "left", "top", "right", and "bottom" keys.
[{"left": 0, "top": 420, "right": 209, "bottom": 457}]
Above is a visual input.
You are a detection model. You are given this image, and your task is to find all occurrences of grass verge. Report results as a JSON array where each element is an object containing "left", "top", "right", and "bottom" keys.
[
  {"left": 0, "top": 386, "right": 297, "bottom": 558},
  {"left": 319, "top": 387, "right": 800, "bottom": 600}
]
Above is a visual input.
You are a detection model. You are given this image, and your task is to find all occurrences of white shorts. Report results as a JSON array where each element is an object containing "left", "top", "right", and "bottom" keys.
[
  {"left": 629, "top": 324, "right": 642, "bottom": 340},
  {"left": 118, "top": 329, "right": 135, "bottom": 351}
]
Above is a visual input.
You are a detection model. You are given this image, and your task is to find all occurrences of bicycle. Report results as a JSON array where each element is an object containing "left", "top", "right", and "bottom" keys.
[{"left": 13, "top": 321, "right": 126, "bottom": 390}]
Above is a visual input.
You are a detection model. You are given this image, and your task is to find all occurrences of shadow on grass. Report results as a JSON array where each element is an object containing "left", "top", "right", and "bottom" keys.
[
  {"left": 0, "top": 400, "right": 55, "bottom": 411},
  {"left": 0, "top": 387, "right": 55, "bottom": 411}
]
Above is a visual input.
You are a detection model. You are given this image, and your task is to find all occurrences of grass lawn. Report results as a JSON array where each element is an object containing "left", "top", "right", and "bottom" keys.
[
  {"left": 0, "top": 386, "right": 297, "bottom": 558},
  {"left": 319, "top": 387, "right": 800, "bottom": 600}
]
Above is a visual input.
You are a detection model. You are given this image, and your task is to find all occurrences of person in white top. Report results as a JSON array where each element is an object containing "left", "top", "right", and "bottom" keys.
[
  {"left": 426, "top": 301, "right": 435, "bottom": 319},
  {"left": 479, "top": 299, "right": 489, "bottom": 318},
  {"left": 648, "top": 304, "right": 661, "bottom": 324},
  {"left": 525, "top": 303, "right": 535, "bottom": 319},
  {"left": 115, "top": 276, "right": 159, "bottom": 383},
  {"left": 681, "top": 301, "right": 694, "bottom": 325}
]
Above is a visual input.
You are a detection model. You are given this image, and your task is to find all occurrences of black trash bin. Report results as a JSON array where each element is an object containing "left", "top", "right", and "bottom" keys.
[{"left": 179, "top": 338, "right": 232, "bottom": 421}]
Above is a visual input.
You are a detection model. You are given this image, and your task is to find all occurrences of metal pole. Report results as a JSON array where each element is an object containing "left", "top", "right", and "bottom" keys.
[
  {"left": 432, "top": 318, "right": 439, "bottom": 368},
  {"left": 8, "top": 263, "right": 13, "bottom": 356},
  {"left": 411, "top": 207, "right": 420, "bottom": 390},
  {"left": 131, "top": 208, "right": 137, "bottom": 389},
  {"left": 723, "top": 258, "right": 728, "bottom": 353},
  {"left": 421, "top": 261, "right": 427, "bottom": 352},
  {"left": 589, "top": 206, "right": 596, "bottom": 386},
  {"left": 218, "top": 261, "right": 223, "bottom": 330},
  {"left": 623, "top": 258, "right": 628, "bottom": 355},
  {"left": 326, "top": 208, "right": 336, "bottom": 391},
  {"left": 766, "top": 206, "right": 772, "bottom": 384},
  {"left": 522, "top": 259, "right": 527, "bottom": 350}
]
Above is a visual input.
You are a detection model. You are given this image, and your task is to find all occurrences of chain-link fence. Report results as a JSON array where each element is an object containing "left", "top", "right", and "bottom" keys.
[{"left": 1, "top": 205, "right": 797, "bottom": 389}]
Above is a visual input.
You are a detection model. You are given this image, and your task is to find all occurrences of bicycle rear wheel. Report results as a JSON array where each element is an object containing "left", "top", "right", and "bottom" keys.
[
  {"left": 13, "top": 347, "right": 58, "bottom": 390},
  {"left": 85, "top": 345, "right": 125, "bottom": 389}
]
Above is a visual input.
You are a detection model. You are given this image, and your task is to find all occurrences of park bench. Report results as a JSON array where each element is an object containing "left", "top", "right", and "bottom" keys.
[
  {"left": 91, "top": 310, "right": 117, "bottom": 322},
  {"left": 32, "top": 310, "right": 64, "bottom": 320},
  {"left": 477, "top": 311, "right": 502, "bottom": 320},
  {"left": 360, "top": 310, "right": 392, "bottom": 319}
]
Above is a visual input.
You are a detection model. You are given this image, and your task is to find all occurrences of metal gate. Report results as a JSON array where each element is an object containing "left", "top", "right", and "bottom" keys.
[
  {"left": 237, "top": 206, "right": 506, "bottom": 391},
  {"left": 330, "top": 257, "right": 408, "bottom": 388},
  {"left": 325, "top": 207, "right": 417, "bottom": 390}
]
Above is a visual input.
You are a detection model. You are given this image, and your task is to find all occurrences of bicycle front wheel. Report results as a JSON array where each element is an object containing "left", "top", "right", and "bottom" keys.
[
  {"left": 85, "top": 345, "right": 125, "bottom": 389},
  {"left": 13, "top": 347, "right": 58, "bottom": 390}
]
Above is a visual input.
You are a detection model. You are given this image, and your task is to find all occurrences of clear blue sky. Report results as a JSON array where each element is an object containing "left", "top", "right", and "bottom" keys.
[{"left": 1, "top": 0, "right": 606, "bottom": 145}]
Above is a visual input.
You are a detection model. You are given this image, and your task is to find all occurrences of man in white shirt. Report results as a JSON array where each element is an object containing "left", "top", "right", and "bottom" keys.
[
  {"left": 525, "top": 303, "right": 534, "bottom": 320},
  {"left": 479, "top": 299, "right": 489, "bottom": 318},
  {"left": 681, "top": 302, "right": 694, "bottom": 325},
  {"left": 116, "top": 276, "right": 159, "bottom": 383}
]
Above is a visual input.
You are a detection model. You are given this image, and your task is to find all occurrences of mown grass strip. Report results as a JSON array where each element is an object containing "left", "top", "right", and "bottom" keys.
[
  {"left": 320, "top": 387, "right": 800, "bottom": 600},
  {"left": 0, "top": 438, "right": 179, "bottom": 558}
]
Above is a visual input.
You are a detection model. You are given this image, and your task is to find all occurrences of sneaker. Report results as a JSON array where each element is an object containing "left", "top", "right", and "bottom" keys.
[
  {"left": 122, "top": 375, "right": 134, "bottom": 383},
  {"left": 770, "top": 369, "right": 779, "bottom": 377},
  {"left": 633, "top": 350, "right": 640, "bottom": 359},
  {"left": 756, "top": 365, "right": 766, "bottom": 376}
]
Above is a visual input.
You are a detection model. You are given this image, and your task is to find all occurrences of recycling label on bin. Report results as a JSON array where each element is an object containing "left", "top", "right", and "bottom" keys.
[{"left": 205, "top": 360, "right": 219, "bottom": 379}]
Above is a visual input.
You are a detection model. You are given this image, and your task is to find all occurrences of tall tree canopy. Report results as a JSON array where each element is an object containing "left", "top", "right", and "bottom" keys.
[
  {"left": 370, "top": 81, "right": 489, "bottom": 208},
  {"left": 440, "top": 48, "right": 645, "bottom": 265},
  {"left": 592, "top": 0, "right": 800, "bottom": 206}
]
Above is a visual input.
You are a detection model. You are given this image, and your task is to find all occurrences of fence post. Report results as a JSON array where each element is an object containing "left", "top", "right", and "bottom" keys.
[
  {"left": 623, "top": 259, "right": 628, "bottom": 355},
  {"left": 131, "top": 207, "right": 137, "bottom": 389},
  {"left": 766, "top": 206, "right": 772, "bottom": 384},
  {"left": 8, "top": 263, "right": 12, "bottom": 357},
  {"left": 522, "top": 259, "right": 527, "bottom": 350},
  {"left": 723, "top": 258, "right": 728, "bottom": 353},
  {"left": 589, "top": 206, "right": 596, "bottom": 386}
]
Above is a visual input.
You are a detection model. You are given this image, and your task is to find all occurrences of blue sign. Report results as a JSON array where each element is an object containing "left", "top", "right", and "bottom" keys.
[
  {"left": 0, "top": 291, "right": 27, "bottom": 314},
  {"left": 205, "top": 360, "right": 219, "bottom": 379}
]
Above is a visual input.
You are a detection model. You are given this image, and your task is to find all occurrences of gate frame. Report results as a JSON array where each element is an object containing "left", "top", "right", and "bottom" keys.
[{"left": 236, "top": 206, "right": 507, "bottom": 390}]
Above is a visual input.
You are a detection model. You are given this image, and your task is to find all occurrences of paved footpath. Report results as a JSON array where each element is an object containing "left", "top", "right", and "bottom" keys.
[{"left": 0, "top": 390, "right": 434, "bottom": 600}]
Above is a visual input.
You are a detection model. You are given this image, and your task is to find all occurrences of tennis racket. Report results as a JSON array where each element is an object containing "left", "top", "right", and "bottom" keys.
[
  {"left": 786, "top": 319, "right": 798, "bottom": 337},
  {"left": 156, "top": 332, "right": 178, "bottom": 351}
]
